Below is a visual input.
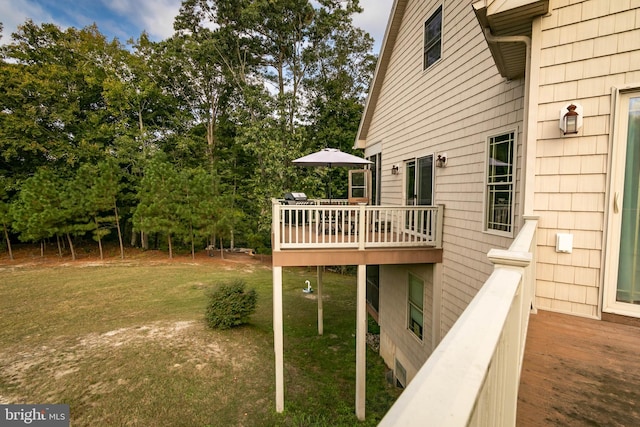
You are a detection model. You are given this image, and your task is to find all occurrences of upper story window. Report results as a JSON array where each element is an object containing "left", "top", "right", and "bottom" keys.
[
  {"left": 423, "top": 5, "right": 442, "bottom": 70},
  {"left": 485, "top": 131, "right": 516, "bottom": 235}
]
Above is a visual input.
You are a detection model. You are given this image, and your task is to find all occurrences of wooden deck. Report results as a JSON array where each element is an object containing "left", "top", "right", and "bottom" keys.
[
  {"left": 517, "top": 310, "right": 640, "bottom": 426},
  {"left": 272, "top": 202, "right": 443, "bottom": 251}
]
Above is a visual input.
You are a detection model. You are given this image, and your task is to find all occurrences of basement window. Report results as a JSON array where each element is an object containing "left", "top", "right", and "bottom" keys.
[
  {"left": 395, "top": 359, "right": 407, "bottom": 389},
  {"left": 408, "top": 273, "right": 424, "bottom": 340}
]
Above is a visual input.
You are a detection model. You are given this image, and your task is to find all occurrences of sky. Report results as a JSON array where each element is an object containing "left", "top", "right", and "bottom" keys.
[{"left": 0, "top": 0, "right": 394, "bottom": 53}]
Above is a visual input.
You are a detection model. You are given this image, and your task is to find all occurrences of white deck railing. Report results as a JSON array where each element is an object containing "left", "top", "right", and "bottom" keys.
[
  {"left": 379, "top": 218, "right": 538, "bottom": 427},
  {"left": 271, "top": 199, "right": 444, "bottom": 250}
]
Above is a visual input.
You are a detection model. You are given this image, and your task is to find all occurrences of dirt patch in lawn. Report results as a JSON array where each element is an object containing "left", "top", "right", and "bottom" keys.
[{"left": 0, "top": 320, "right": 249, "bottom": 405}]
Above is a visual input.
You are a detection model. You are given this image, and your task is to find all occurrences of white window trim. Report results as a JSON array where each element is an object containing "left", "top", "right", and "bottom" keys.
[{"left": 483, "top": 129, "right": 517, "bottom": 237}]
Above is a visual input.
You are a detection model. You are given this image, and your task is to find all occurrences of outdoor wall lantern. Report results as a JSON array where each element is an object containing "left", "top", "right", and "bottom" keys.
[
  {"left": 560, "top": 103, "right": 583, "bottom": 135},
  {"left": 436, "top": 153, "right": 447, "bottom": 168},
  {"left": 391, "top": 165, "right": 399, "bottom": 175}
]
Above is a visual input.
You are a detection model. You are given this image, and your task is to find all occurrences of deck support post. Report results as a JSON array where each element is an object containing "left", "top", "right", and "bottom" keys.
[
  {"left": 273, "top": 266, "right": 284, "bottom": 413},
  {"left": 317, "top": 266, "right": 324, "bottom": 335},
  {"left": 356, "top": 264, "right": 366, "bottom": 420}
]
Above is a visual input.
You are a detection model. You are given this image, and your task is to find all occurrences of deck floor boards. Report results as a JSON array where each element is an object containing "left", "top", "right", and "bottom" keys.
[{"left": 517, "top": 310, "right": 640, "bottom": 426}]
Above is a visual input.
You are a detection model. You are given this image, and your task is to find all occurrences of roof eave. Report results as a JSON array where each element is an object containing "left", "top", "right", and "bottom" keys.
[{"left": 473, "top": 0, "right": 549, "bottom": 79}]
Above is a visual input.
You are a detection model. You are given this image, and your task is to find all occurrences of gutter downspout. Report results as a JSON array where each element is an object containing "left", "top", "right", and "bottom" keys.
[{"left": 483, "top": 29, "right": 537, "bottom": 219}]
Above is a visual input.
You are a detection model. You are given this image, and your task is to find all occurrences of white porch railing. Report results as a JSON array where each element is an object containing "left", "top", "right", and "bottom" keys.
[
  {"left": 379, "top": 218, "right": 538, "bottom": 427},
  {"left": 271, "top": 199, "right": 444, "bottom": 251}
]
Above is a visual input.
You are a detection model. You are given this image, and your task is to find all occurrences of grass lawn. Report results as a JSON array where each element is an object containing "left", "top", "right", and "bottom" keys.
[{"left": 0, "top": 251, "right": 399, "bottom": 426}]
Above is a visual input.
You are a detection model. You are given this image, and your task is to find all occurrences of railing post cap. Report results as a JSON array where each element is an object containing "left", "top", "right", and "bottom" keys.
[{"left": 487, "top": 248, "right": 532, "bottom": 268}]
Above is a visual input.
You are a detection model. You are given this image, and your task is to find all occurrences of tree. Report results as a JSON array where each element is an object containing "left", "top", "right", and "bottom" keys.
[
  {"left": 176, "top": 167, "right": 219, "bottom": 259},
  {"left": 103, "top": 33, "right": 181, "bottom": 165},
  {"left": 68, "top": 160, "right": 124, "bottom": 260},
  {"left": 302, "top": 2, "right": 377, "bottom": 199},
  {"left": 11, "top": 168, "right": 66, "bottom": 256},
  {"left": 59, "top": 178, "right": 91, "bottom": 262},
  {"left": 0, "top": 177, "right": 14, "bottom": 260},
  {"left": 0, "top": 3, "right": 379, "bottom": 256},
  {"left": 152, "top": 30, "right": 227, "bottom": 169},
  {"left": 95, "top": 160, "right": 126, "bottom": 259},
  {"left": 133, "top": 155, "right": 182, "bottom": 258},
  {"left": 0, "top": 22, "right": 121, "bottom": 174}
]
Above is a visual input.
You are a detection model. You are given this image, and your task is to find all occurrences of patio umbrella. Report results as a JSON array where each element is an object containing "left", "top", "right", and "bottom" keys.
[{"left": 292, "top": 148, "right": 372, "bottom": 201}]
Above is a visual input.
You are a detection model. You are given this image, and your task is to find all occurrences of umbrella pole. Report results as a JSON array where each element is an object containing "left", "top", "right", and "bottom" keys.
[{"left": 329, "top": 169, "right": 332, "bottom": 203}]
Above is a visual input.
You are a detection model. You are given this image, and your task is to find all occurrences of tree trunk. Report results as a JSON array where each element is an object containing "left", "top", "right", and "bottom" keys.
[
  {"left": 56, "top": 236, "right": 63, "bottom": 257},
  {"left": 168, "top": 234, "right": 173, "bottom": 259},
  {"left": 94, "top": 217, "right": 104, "bottom": 260},
  {"left": 142, "top": 231, "right": 149, "bottom": 250},
  {"left": 66, "top": 233, "right": 76, "bottom": 261},
  {"left": 3, "top": 222, "right": 13, "bottom": 260},
  {"left": 41, "top": 240, "right": 45, "bottom": 258},
  {"left": 206, "top": 91, "right": 219, "bottom": 168},
  {"left": 190, "top": 224, "right": 195, "bottom": 260},
  {"left": 130, "top": 228, "right": 138, "bottom": 247},
  {"left": 114, "top": 205, "right": 124, "bottom": 259},
  {"left": 220, "top": 237, "right": 224, "bottom": 260},
  {"left": 97, "top": 236, "right": 104, "bottom": 260}
]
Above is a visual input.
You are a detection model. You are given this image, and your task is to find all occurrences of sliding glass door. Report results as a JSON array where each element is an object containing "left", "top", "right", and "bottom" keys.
[
  {"left": 405, "top": 156, "right": 434, "bottom": 231},
  {"left": 605, "top": 91, "right": 640, "bottom": 316}
]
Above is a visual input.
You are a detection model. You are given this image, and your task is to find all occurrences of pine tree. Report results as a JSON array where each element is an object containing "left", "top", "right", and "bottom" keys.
[{"left": 133, "top": 155, "right": 181, "bottom": 258}]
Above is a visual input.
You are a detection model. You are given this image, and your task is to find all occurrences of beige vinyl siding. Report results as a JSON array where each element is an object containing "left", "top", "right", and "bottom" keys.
[
  {"left": 534, "top": 0, "right": 640, "bottom": 317},
  {"left": 378, "top": 264, "right": 433, "bottom": 384},
  {"left": 365, "top": 0, "right": 524, "bottom": 336}
]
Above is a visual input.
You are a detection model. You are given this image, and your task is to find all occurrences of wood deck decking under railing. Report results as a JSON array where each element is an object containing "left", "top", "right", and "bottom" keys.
[{"left": 517, "top": 310, "right": 640, "bottom": 426}]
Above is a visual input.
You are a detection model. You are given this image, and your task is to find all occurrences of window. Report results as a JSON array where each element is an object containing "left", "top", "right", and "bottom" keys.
[
  {"left": 395, "top": 359, "right": 407, "bottom": 389},
  {"left": 485, "top": 131, "right": 516, "bottom": 234},
  {"left": 348, "top": 169, "right": 371, "bottom": 203},
  {"left": 405, "top": 155, "right": 434, "bottom": 233},
  {"left": 366, "top": 265, "right": 379, "bottom": 314},
  {"left": 367, "top": 153, "right": 381, "bottom": 205},
  {"left": 423, "top": 5, "right": 442, "bottom": 70},
  {"left": 405, "top": 156, "right": 433, "bottom": 206},
  {"left": 408, "top": 273, "right": 424, "bottom": 340},
  {"left": 350, "top": 170, "right": 366, "bottom": 198}
]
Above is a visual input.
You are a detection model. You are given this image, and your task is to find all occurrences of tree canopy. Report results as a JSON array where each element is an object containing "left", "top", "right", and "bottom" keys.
[{"left": 0, "top": 0, "right": 377, "bottom": 257}]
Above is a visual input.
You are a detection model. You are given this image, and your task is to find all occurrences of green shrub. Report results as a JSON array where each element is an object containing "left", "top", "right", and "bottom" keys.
[{"left": 205, "top": 280, "right": 257, "bottom": 329}]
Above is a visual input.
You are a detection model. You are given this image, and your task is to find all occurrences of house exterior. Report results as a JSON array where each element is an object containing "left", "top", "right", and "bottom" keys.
[{"left": 355, "top": 0, "right": 640, "bottom": 391}]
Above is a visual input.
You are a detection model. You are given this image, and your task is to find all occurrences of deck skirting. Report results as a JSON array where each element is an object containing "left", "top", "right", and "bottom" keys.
[{"left": 272, "top": 247, "right": 442, "bottom": 267}]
